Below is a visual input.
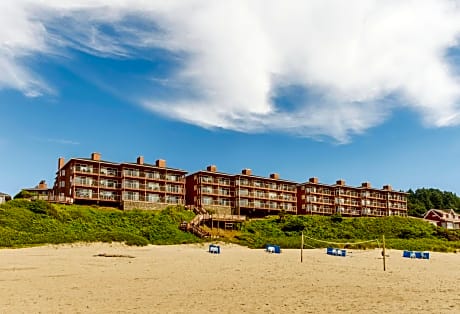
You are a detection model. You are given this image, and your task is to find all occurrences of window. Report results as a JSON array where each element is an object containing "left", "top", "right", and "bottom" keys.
[
  {"left": 239, "top": 189, "right": 249, "bottom": 196},
  {"left": 219, "top": 188, "right": 229, "bottom": 196},
  {"left": 123, "top": 180, "right": 139, "bottom": 189},
  {"left": 166, "top": 174, "right": 178, "bottom": 181},
  {"left": 75, "top": 176, "right": 93, "bottom": 186},
  {"left": 202, "top": 197, "right": 213, "bottom": 205},
  {"left": 167, "top": 185, "right": 180, "bottom": 193},
  {"left": 202, "top": 186, "right": 212, "bottom": 193},
  {"left": 219, "top": 199, "right": 230, "bottom": 206},
  {"left": 76, "top": 164, "right": 93, "bottom": 173},
  {"left": 101, "top": 167, "right": 117, "bottom": 176},
  {"left": 166, "top": 195, "right": 181, "bottom": 204},
  {"left": 202, "top": 176, "right": 212, "bottom": 183},
  {"left": 76, "top": 188, "right": 92, "bottom": 198},
  {"left": 239, "top": 199, "right": 249, "bottom": 206},
  {"left": 218, "top": 178, "right": 230, "bottom": 185},
  {"left": 147, "top": 194, "right": 160, "bottom": 202},
  {"left": 100, "top": 191, "right": 115, "bottom": 200},
  {"left": 147, "top": 182, "right": 160, "bottom": 191},
  {"left": 123, "top": 168, "right": 140, "bottom": 177},
  {"left": 123, "top": 191, "right": 139, "bottom": 201},
  {"left": 101, "top": 179, "right": 118, "bottom": 188}
]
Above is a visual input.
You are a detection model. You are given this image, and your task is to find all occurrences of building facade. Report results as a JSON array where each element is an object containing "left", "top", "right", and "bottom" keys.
[
  {"left": 185, "top": 165, "right": 234, "bottom": 215},
  {"left": 235, "top": 169, "right": 297, "bottom": 216},
  {"left": 186, "top": 167, "right": 297, "bottom": 216},
  {"left": 424, "top": 209, "right": 460, "bottom": 229},
  {"left": 52, "top": 153, "right": 187, "bottom": 210},
  {"left": 0, "top": 192, "right": 11, "bottom": 204},
  {"left": 21, "top": 180, "right": 53, "bottom": 200},
  {"left": 298, "top": 178, "right": 407, "bottom": 217}
]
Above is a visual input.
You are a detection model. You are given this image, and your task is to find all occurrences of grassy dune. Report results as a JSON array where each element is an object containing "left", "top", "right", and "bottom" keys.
[{"left": 1, "top": 200, "right": 459, "bottom": 252}]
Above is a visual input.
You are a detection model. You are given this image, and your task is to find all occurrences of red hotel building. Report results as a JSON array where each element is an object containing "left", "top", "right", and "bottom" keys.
[
  {"left": 298, "top": 177, "right": 407, "bottom": 216},
  {"left": 186, "top": 166, "right": 297, "bottom": 216},
  {"left": 53, "top": 153, "right": 187, "bottom": 210}
]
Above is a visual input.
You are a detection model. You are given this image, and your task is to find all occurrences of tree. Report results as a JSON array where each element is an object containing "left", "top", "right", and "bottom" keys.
[{"left": 407, "top": 188, "right": 460, "bottom": 217}]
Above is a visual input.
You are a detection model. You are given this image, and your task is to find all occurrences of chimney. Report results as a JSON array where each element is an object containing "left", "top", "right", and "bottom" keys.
[
  {"left": 91, "top": 152, "right": 101, "bottom": 161},
  {"left": 361, "top": 182, "right": 371, "bottom": 188},
  {"left": 309, "top": 177, "right": 319, "bottom": 184},
  {"left": 137, "top": 156, "right": 144, "bottom": 165},
  {"left": 156, "top": 159, "right": 166, "bottom": 168},
  {"left": 58, "top": 157, "right": 65, "bottom": 170},
  {"left": 336, "top": 179, "right": 346, "bottom": 186},
  {"left": 206, "top": 165, "right": 217, "bottom": 172},
  {"left": 242, "top": 168, "right": 252, "bottom": 176},
  {"left": 270, "top": 173, "right": 279, "bottom": 180},
  {"left": 37, "top": 180, "right": 47, "bottom": 189},
  {"left": 383, "top": 184, "right": 392, "bottom": 191}
]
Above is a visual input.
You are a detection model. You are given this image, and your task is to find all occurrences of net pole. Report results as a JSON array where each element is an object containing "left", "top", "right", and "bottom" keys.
[
  {"left": 382, "top": 235, "right": 386, "bottom": 271},
  {"left": 301, "top": 231, "right": 304, "bottom": 263}
]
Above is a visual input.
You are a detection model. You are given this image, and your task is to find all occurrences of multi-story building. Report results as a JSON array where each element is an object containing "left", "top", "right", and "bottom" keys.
[
  {"left": 186, "top": 167, "right": 297, "bottom": 216},
  {"left": 185, "top": 165, "right": 234, "bottom": 215},
  {"left": 298, "top": 177, "right": 407, "bottom": 217},
  {"left": 235, "top": 169, "right": 297, "bottom": 216},
  {"left": 52, "top": 153, "right": 187, "bottom": 210}
]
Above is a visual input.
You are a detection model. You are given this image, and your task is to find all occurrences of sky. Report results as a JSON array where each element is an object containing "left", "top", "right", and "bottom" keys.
[{"left": 2, "top": 0, "right": 460, "bottom": 197}]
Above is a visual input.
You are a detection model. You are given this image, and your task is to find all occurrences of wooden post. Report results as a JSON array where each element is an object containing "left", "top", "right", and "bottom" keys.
[
  {"left": 382, "top": 235, "right": 386, "bottom": 271},
  {"left": 301, "top": 232, "right": 304, "bottom": 263}
]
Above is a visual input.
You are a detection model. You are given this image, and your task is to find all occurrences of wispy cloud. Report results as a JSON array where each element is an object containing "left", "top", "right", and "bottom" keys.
[
  {"left": 2, "top": 0, "right": 460, "bottom": 142},
  {"left": 33, "top": 137, "right": 80, "bottom": 145}
]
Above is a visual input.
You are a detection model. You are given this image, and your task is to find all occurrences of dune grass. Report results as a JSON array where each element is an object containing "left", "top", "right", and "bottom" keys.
[
  {"left": 0, "top": 200, "right": 199, "bottom": 247},
  {"left": 235, "top": 214, "right": 460, "bottom": 252},
  {"left": 1, "top": 201, "right": 459, "bottom": 252}
]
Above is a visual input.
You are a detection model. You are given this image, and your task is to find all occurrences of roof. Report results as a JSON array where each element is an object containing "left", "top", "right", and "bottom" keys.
[
  {"left": 122, "top": 161, "right": 187, "bottom": 173},
  {"left": 60, "top": 157, "right": 187, "bottom": 173},
  {"left": 424, "top": 208, "right": 459, "bottom": 219},
  {"left": 188, "top": 169, "right": 297, "bottom": 184},
  {"left": 0, "top": 192, "right": 10, "bottom": 196}
]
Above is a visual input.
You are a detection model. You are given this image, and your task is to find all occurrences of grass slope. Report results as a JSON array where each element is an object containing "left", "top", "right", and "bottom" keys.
[
  {"left": 236, "top": 215, "right": 460, "bottom": 252},
  {"left": 1, "top": 201, "right": 459, "bottom": 252},
  {"left": 0, "top": 200, "right": 199, "bottom": 247}
]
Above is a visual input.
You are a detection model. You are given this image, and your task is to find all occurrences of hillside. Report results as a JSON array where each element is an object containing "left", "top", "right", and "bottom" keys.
[
  {"left": 236, "top": 214, "right": 460, "bottom": 252},
  {"left": 0, "top": 200, "right": 199, "bottom": 247},
  {"left": 1, "top": 200, "right": 459, "bottom": 252}
]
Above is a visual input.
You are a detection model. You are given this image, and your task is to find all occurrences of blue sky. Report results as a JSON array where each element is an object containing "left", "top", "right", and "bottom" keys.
[{"left": 2, "top": 0, "right": 460, "bottom": 196}]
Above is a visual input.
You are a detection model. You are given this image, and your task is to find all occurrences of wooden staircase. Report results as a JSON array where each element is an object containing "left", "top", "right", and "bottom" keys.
[
  {"left": 180, "top": 207, "right": 247, "bottom": 238},
  {"left": 179, "top": 207, "right": 211, "bottom": 238}
]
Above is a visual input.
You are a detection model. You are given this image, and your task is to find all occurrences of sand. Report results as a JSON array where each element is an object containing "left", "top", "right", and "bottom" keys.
[{"left": 1, "top": 243, "right": 459, "bottom": 313}]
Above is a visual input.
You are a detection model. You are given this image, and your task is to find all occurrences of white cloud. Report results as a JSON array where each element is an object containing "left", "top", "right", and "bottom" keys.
[{"left": 2, "top": 0, "right": 460, "bottom": 142}]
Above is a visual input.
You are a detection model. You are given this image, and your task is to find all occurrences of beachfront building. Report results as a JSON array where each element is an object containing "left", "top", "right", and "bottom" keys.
[
  {"left": 0, "top": 192, "right": 11, "bottom": 204},
  {"left": 235, "top": 169, "right": 297, "bottom": 216},
  {"left": 186, "top": 167, "right": 298, "bottom": 216},
  {"left": 19, "top": 180, "right": 53, "bottom": 200},
  {"left": 298, "top": 178, "right": 407, "bottom": 217},
  {"left": 185, "top": 165, "right": 234, "bottom": 215},
  {"left": 423, "top": 209, "right": 460, "bottom": 229},
  {"left": 52, "top": 153, "right": 187, "bottom": 210}
]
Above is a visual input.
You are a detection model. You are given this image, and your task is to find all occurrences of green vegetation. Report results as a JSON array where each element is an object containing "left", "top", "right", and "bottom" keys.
[
  {"left": 0, "top": 200, "right": 199, "bottom": 247},
  {"left": 407, "top": 188, "right": 460, "bottom": 217},
  {"left": 1, "top": 201, "right": 459, "bottom": 252},
  {"left": 236, "top": 214, "right": 460, "bottom": 252}
]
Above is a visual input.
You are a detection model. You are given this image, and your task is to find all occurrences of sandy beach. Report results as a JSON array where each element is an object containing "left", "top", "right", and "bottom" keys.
[{"left": 1, "top": 243, "right": 459, "bottom": 313}]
